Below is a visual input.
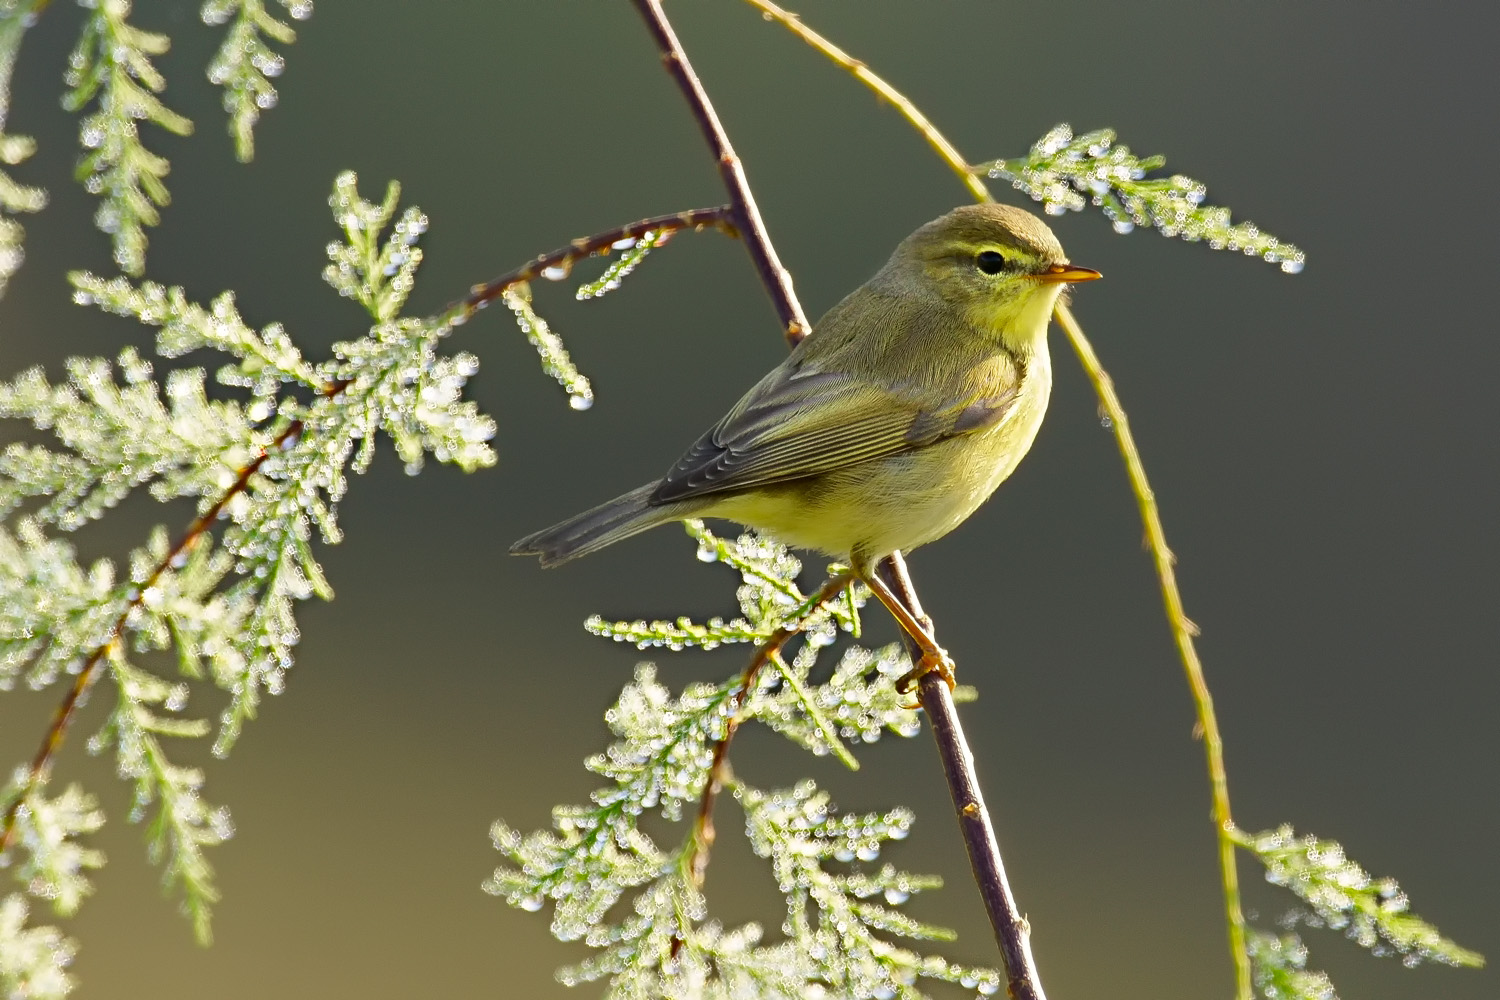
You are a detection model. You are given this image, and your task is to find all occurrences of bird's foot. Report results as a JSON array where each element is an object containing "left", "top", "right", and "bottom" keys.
[{"left": 896, "top": 648, "right": 956, "bottom": 704}]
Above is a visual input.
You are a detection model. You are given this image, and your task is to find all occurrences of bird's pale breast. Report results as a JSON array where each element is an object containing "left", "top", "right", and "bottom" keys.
[{"left": 702, "top": 346, "right": 1052, "bottom": 565}]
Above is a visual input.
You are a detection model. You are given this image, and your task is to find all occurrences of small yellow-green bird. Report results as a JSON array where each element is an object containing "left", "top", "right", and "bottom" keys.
[{"left": 512, "top": 203, "right": 1098, "bottom": 683}]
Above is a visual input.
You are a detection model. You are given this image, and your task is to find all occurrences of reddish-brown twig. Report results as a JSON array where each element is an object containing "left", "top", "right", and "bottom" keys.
[
  {"left": 631, "top": 0, "right": 808, "bottom": 347},
  {"left": 879, "top": 558, "right": 1047, "bottom": 1000},
  {"left": 453, "top": 206, "right": 736, "bottom": 319}
]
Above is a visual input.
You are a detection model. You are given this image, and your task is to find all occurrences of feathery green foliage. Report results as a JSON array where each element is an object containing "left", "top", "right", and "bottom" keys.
[
  {"left": 0, "top": 894, "right": 75, "bottom": 1000},
  {"left": 202, "top": 0, "right": 311, "bottom": 162},
  {"left": 979, "top": 123, "right": 1306, "bottom": 272},
  {"left": 91, "top": 643, "right": 228, "bottom": 942},
  {"left": 1, "top": 782, "right": 105, "bottom": 919},
  {"left": 0, "top": 348, "right": 256, "bottom": 531},
  {"left": 490, "top": 524, "right": 1001, "bottom": 998},
  {"left": 0, "top": 780, "right": 104, "bottom": 999},
  {"left": 0, "top": 172, "right": 499, "bottom": 960},
  {"left": 575, "top": 228, "right": 667, "bottom": 301},
  {"left": 500, "top": 284, "right": 596, "bottom": 411},
  {"left": 0, "top": 1, "right": 47, "bottom": 299},
  {"left": 1239, "top": 825, "right": 1484, "bottom": 971},
  {"left": 64, "top": 0, "right": 194, "bottom": 275},
  {"left": 1246, "top": 931, "right": 1338, "bottom": 1000}
]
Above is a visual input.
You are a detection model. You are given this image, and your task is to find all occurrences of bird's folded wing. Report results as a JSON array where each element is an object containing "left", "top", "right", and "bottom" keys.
[{"left": 650, "top": 365, "right": 1019, "bottom": 505}]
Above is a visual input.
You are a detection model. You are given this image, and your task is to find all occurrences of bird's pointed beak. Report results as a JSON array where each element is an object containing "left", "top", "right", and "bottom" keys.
[{"left": 1035, "top": 263, "right": 1102, "bottom": 284}]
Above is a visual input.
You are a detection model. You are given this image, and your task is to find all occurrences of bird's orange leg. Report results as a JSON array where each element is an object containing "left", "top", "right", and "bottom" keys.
[{"left": 859, "top": 569, "right": 956, "bottom": 694}]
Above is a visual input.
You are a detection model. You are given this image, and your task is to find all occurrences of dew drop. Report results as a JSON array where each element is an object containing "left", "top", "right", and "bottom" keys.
[
  {"left": 568, "top": 393, "right": 593, "bottom": 411},
  {"left": 541, "top": 264, "right": 570, "bottom": 282},
  {"left": 1280, "top": 257, "right": 1305, "bottom": 274}
]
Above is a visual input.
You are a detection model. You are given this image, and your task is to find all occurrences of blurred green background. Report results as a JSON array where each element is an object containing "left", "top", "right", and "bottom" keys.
[{"left": 0, "top": 1, "right": 1495, "bottom": 997}]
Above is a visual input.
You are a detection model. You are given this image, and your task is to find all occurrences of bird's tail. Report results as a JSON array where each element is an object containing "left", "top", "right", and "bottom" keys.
[{"left": 510, "top": 484, "right": 685, "bottom": 567}]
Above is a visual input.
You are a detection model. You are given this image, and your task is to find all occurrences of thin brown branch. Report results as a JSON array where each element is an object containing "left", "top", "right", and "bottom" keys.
[
  {"left": 631, "top": 0, "right": 810, "bottom": 346},
  {"left": 453, "top": 206, "right": 736, "bottom": 319},
  {"left": 879, "top": 557, "right": 1047, "bottom": 1000},
  {"left": 632, "top": 3, "right": 1047, "bottom": 996}
]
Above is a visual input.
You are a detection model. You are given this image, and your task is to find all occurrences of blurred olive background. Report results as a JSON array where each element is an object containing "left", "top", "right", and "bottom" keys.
[{"left": 0, "top": 1, "right": 1495, "bottom": 997}]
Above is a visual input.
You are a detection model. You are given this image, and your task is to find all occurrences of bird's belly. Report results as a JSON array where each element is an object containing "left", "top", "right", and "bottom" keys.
[{"left": 704, "top": 387, "right": 1048, "bottom": 562}]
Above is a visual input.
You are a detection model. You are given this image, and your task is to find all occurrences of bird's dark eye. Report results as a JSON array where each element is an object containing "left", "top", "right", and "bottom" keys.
[{"left": 975, "top": 250, "right": 1007, "bottom": 275}]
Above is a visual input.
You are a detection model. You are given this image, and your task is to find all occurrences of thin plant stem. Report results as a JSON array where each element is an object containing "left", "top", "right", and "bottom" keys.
[
  {"left": 739, "top": 0, "right": 991, "bottom": 205},
  {"left": 744, "top": 4, "right": 1252, "bottom": 996},
  {"left": 1055, "top": 301, "right": 1248, "bottom": 998},
  {"left": 631, "top": 2, "right": 1049, "bottom": 995}
]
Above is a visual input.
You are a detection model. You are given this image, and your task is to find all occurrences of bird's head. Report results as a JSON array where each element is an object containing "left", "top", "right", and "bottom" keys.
[{"left": 891, "top": 203, "right": 1100, "bottom": 351}]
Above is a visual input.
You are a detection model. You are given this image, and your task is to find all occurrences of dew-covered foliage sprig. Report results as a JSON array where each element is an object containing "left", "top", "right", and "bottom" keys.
[
  {"left": 202, "top": 0, "right": 311, "bottom": 162},
  {"left": 1239, "top": 825, "right": 1483, "bottom": 973},
  {"left": 0, "top": 2, "right": 47, "bottom": 299},
  {"left": 491, "top": 526, "right": 997, "bottom": 997},
  {"left": 0, "top": 778, "right": 104, "bottom": 999},
  {"left": 0, "top": 172, "right": 497, "bottom": 956},
  {"left": 63, "top": 0, "right": 194, "bottom": 275},
  {"left": 449, "top": 206, "right": 736, "bottom": 412},
  {"left": 978, "top": 123, "right": 1306, "bottom": 273},
  {"left": 500, "top": 285, "right": 595, "bottom": 412},
  {"left": 1246, "top": 931, "right": 1338, "bottom": 1000},
  {"left": 0, "top": 894, "right": 75, "bottom": 1000},
  {"left": 586, "top": 519, "right": 864, "bottom": 653}
]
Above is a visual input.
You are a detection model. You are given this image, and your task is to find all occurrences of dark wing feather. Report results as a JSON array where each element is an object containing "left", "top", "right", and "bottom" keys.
[{"left": 650, "top": 360, "right": 1020, "bottom": 505}]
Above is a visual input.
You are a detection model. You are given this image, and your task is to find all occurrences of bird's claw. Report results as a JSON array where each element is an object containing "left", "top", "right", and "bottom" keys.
[{"left": 895, "top": 649, "right": 956, "bottom": 701}]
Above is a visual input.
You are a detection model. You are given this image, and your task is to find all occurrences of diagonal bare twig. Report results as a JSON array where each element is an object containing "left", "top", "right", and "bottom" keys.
[
  {"left": 632, "top": 0, "right": 808, "bottom": 347},
  {"left": 878, "top": 557, "right": 1047, "bottom": 1000},
  {"left": 631, "top": 2, "right": 1047, "bottom": 996}
]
